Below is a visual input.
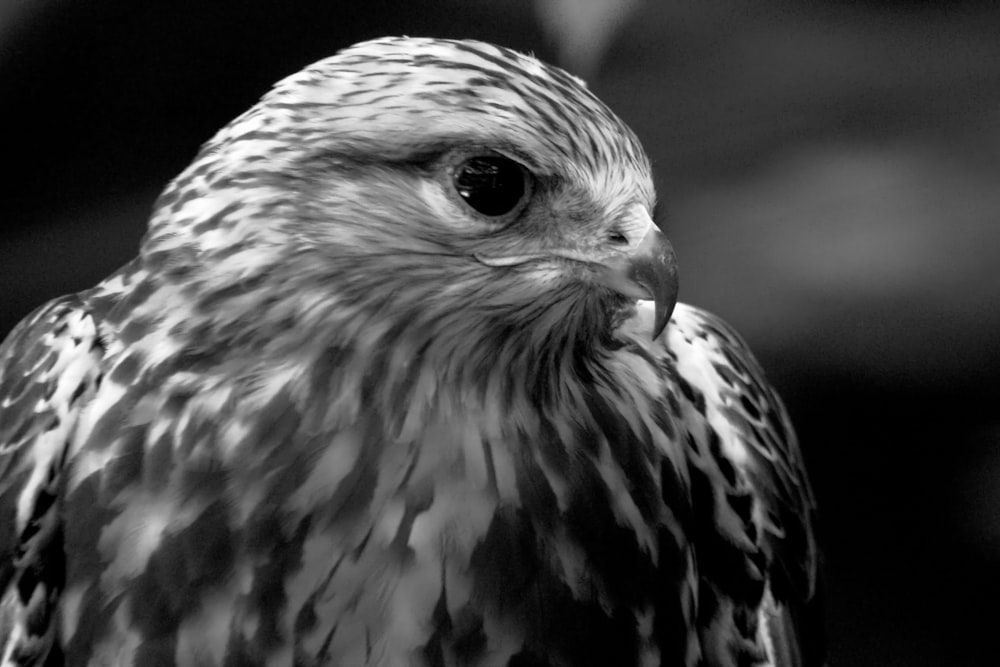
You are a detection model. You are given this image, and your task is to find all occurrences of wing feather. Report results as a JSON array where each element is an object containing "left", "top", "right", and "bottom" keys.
[
  {"left": 661, "top": 303, "right": 824, "bottom": 667},
  {"left": 1, "top": 296, "right": 108, "bottom": 666}
]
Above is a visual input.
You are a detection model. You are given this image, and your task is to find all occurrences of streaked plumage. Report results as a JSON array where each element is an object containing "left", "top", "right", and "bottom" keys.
[{"left": 0, "top": 37, "right": 822, "bottom": 666}]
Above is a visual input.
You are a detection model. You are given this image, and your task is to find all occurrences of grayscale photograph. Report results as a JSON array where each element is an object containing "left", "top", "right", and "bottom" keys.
[{"left": 2, "top": 1, "right": 998, "bottom": 665}]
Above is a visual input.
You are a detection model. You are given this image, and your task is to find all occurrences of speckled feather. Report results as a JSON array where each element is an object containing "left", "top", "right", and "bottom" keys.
[{"left": 0, "top": 37, "right": 822, "bottom": 667}]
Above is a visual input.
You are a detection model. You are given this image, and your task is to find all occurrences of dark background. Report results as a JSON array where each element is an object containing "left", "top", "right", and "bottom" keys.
[{"left": 3, "top": 1, "right": 999, "bottom": 664}]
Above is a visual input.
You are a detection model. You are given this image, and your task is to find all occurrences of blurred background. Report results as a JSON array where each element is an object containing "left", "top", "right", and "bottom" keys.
[{"left": 2, "top": 0, "right": 999, "bottom": 663}]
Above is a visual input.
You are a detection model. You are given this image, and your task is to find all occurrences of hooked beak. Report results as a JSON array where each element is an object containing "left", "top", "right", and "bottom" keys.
[
  {"left": 599, "top": 226, "right": 678, "bottom": 339},
  {"left": 474, "top": 211, "right": 678, "bottom": 339}
]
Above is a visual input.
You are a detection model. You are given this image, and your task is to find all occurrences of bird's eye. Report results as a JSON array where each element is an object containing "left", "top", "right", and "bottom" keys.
[{"left": 453, "top": 156, "right": 529, "bottom": 218}]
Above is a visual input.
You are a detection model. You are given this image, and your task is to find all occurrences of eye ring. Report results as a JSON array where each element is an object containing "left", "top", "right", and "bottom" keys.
[{"left": 452, "top": 155, "right": 531, "bottom": 219}]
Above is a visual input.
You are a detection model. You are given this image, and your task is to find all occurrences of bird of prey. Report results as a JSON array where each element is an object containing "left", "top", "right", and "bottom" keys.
[{"left": 0, "top": 37, "right": 823, "bottom": 667}]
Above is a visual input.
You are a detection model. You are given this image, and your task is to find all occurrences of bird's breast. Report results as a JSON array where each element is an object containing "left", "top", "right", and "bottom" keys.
[{"left": 59, "top": 343, "right": 694, "bottom": 666}]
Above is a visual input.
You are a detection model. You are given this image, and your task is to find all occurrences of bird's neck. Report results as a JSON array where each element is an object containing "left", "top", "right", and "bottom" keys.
[
  {"left": 291, "top": 270, "right": 640, "bottom": 438},
  {"left": 91, "top": 252, "right": 650, "bottom": 440}
]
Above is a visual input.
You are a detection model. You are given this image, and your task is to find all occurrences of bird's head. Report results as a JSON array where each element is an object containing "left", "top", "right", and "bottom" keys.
[{"left": 142, "top": 37, "right": 677, "bottom": 365}]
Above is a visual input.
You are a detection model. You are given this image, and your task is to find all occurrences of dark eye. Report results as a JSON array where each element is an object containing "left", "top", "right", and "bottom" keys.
[{"left": 453, "top": 155, "right": 528, "bottom": 217}]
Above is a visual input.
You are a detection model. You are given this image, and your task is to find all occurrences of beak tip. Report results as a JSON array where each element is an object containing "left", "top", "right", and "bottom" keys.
[
  {"left": 651, "top": 302, "right": 672, "bottom": 340},
  {"left": 650, "top": 276, "right": 678, "bottom": 339}
]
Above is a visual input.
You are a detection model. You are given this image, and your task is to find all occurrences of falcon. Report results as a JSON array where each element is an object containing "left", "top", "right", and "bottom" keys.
[{"left": 0, "top": 37, "right": 823, "bottom": 666}]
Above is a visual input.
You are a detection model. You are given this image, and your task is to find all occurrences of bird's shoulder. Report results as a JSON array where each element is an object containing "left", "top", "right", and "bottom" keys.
[
  {"left": 651, "top": 302, "right": 824, "bottom": 666},
  {"left": 0, "top": 293, "right": 111, "bottom": 502},
  {"left": 0, "top": 293, "right": 111, "bottom": 665},
  {"left": 660, "top": 303, "right": 819, "bottom": 589}
]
